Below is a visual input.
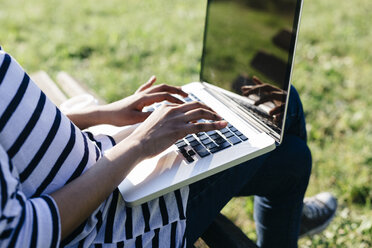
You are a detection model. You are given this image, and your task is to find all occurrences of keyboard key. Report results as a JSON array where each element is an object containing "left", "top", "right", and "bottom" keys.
[
  {"left": 179, "top": 148, "right": 195, "bottom": 162},
  {"left": 234, "top": 131, "right": 242, "bottom": 136},
  {"left": 190, "top": 93, "right": 199, "bottom": 100},
  {"left": 209, "top": 147, "right": 220, "bottom": 153},
  {"left": 193, "top": 145, "right": 210, "bottom": 157},
  {"left": 239, "top": 134, "right": 248, "bottom": 141},
  {"left": 210, "top": 141, "right": 231, "bottom": 153},
  {"left": 219, "top": 128, "right": 230, "bottom": 134},
  {"left": 223, "top": 131, "right": 235, "bottom": 138},
  {"left": 184, "top": 97, "right": 192, "bottom": 102},
  {"left": 202, "top": 138, "right": 213, "bottom": 145},
  {"left": 189, "top": 140, "right": 201, "bottom": 147},
  {"left": 185, "top": 155, "right": 194, "bottom": 163},
  {"left": 176, "top": 140, "right": 187, "bottom": 149},
  {"left": 228, "top": 136, "right": 241, "bottom": 145},
  {"left": 214, "top": 137, "right": 226, "bottom": 145},
  {"left": 209, "top": 133, "right": 222, "bottom": 140},
  {"left": 179, "top": 148, "right": 188, "bottom": 155},
  {"left": 205, "top": 142, "right": 217, "bottom": 150},
  {"left": 206, "top": 130, "right": 217, "bottom": 136},
  {"left": 229, "top": 126, "right": 237, "bottom": 132},
  {"left": 185, "top": 134, "right": 195, "bottom": 141},
  {"left": 188, "top": 150, "right": 196, "bottom": 156},
  {"left": 197, "top": 133, "right": 209, "bottom": 141},
  {"left": 218, "top": 141, "right": 231, "bottom": 149}
]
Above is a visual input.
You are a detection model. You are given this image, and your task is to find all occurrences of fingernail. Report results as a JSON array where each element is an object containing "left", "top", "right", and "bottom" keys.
[{"left": 218, "top": 121, "right": 227, "bottom": 128}]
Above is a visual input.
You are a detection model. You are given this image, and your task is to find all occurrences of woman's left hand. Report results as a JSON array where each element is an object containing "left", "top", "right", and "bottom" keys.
[{"left": 98, "top": 75, "right": 188, "bottom": 126}]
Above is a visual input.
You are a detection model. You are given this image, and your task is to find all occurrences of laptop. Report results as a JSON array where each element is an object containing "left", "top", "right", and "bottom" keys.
[{"left": 118, "top": 0, "right": 304, "bottom": 206}]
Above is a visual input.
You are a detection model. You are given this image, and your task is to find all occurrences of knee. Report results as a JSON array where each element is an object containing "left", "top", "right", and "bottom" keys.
[{"left": 283, "top": 135, "right": 312, "bottom": 181}]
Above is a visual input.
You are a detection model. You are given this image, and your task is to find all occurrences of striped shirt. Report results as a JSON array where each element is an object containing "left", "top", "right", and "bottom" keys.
[{"left": 0, "top": 46, "right": 189, "bottom": 247}]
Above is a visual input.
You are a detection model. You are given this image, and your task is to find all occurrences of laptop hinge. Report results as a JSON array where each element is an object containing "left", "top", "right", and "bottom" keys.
[{"left": 203, "top": 85, "right": 280, "bottom": 144}]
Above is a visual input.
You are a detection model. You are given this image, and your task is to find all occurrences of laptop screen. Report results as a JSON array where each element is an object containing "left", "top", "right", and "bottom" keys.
[{"left": 200, "top": 0, "right": 303, "bottom": 142}]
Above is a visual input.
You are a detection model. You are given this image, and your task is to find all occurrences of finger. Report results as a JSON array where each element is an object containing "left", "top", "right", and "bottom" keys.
[
  {"left": 273, "top": 113, "right": 284, "bottom": 123},
  {"left": 243, "top": 84, "right": 274, "bottom": 95},
  {"left": 146, "top": 84, "right": 188, "bottom": 98},
  {"left": 241, "top": 85, "right": 255, "bottom": 91},
  {"left": 241, "top": 85, "right": 263, "bottom": 95},
  {"left": 255, "top": 91, "right": 286, "bottom": 105},
  {"left": 241, "top": 89, "right": 253, "bottom": 97},
  {"left": 184, "top": 108, "right": 222, "bottom": 122},
  {"left": 253, "top": 77, "right": 283, "bottom": 93},
  {"left": 270, "top": 92, "right": 287, "bottom": 103},
  {"left": 136, "top": 75, "right": 157, "bottom": 93},
  {"left": 174, "top": 101, "right": 214, "bottom": 113},
  {"left": 254, "top": 95, "right": 272, "bottom": 105},
  {"left": 241, "top": 86, "right": 255, "bottom": 96},
  {"left": 139, "top": 93, "right": 185, "bottom": 109},
  {"left": 185, "top": 121, "right": 228, "bottom": 134},
  {"left": 269, "top": 103, "right": 285, "bottom": 116},
  {"left": 252, "top": 76, "right": 264, "bottom": 85}
]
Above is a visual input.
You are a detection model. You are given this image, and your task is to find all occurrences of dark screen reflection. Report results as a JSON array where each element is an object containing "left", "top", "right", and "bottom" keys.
[{"left": 201, "top": 0, "right": 299, "bottom": 134}]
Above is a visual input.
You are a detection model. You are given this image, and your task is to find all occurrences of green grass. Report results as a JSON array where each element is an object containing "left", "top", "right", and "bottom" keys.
[
  {"left": 1, "top": 0, "right": 371, "bottom": 247},
  {"left": 0, "top": 0, "right": 206, "bottom": 100},
  {"left": 293, "top": 0, "right": 372, "bottom": 246}
]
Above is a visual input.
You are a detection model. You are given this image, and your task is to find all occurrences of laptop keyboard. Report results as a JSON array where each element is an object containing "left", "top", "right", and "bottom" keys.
[
  {"left": 176, "top": 93, "right": 248, "bottom": 162},
  {"left": 144, "top": 93, "right": 248, "bottom": 162}
]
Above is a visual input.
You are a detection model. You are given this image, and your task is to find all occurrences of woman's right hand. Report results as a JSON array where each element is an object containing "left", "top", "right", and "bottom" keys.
[{"left": 127, "top": 101, "right": 227, "bottom": 159}]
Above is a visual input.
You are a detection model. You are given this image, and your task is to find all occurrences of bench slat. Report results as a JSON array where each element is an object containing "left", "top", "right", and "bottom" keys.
[
  {"left": 30, "top": 71, "right": 67, "bottom": 106},
  {"left": 56, "top": 72, "right": 105, "bottom": 104}
]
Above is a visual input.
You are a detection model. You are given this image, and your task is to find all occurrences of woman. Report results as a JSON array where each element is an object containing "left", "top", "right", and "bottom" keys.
[{"left": 1, "top": 46, "right": 331, "bottom": 248}]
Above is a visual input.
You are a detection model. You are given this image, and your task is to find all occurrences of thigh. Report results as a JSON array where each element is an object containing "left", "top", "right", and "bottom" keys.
[{"left": 237, "top": 135, "right": 312, "bottom": 198}]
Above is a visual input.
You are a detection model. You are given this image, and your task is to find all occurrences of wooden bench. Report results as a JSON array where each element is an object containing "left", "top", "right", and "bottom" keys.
[
  {"left": 30, "top": 71, "right": 258, "bottom": 248},
  {"left": 30, "top": 71, "right": 104, "bottom": 106}
]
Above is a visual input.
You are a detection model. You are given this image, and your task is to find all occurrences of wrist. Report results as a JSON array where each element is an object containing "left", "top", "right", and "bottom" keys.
[
  {"left": 66, "top": 105, "right": 104, "bottom": 129},
  {"left": 92, "top": 104, "right": 110, "bottom": 125},
  {"left": 105, "top": 136, "right": 148, "bottom": 179},
  {"left": 124, "top": 132, "right": 151, "bottom": 161},
  {"left": 97, "top": 103, "right": 130, "bottom": 127}
]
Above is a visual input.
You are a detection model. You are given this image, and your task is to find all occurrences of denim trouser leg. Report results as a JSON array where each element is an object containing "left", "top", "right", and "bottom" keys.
[{"left": 186, "top": 86, "right": 312, "bottom": 247}]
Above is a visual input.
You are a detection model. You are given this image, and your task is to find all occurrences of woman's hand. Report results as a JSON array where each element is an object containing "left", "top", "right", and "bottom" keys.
[
  {"left": 127, "top": 101, "right": 227, "bottom": 159},
  {"left": 66, "top": 76, "right": 188, "bottom": 129},
  {"left": 99, "top": 76, "right": 188, "bottom": 126}
]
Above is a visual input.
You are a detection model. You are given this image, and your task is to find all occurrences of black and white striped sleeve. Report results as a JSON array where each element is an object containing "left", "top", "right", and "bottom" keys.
[{"left": 0, "top": 145, "right": 61, "bottom": 247}]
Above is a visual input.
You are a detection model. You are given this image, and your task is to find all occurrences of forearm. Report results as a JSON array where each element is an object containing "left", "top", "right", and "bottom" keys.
[
  {"left": 66, "top": 105, "right": 106, "bottom": 129},
  {"left": 50, "top": 138, "right": 144, "bottom": 240}
]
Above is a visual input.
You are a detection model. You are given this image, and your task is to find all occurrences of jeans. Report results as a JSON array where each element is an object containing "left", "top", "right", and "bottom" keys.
[{"left": 186, "top": 86, "right": 312, "bottom": 248}]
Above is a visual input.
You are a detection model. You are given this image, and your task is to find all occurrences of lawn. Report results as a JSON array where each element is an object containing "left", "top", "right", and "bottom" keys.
[{"left": 1, "top": 0, "right": 371, "bottom": 247}]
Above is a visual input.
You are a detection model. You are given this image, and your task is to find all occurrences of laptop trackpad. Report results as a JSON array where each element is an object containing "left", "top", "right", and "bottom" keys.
[{"left": 124, "top": 148, "right": 182, "bottom": 186}]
